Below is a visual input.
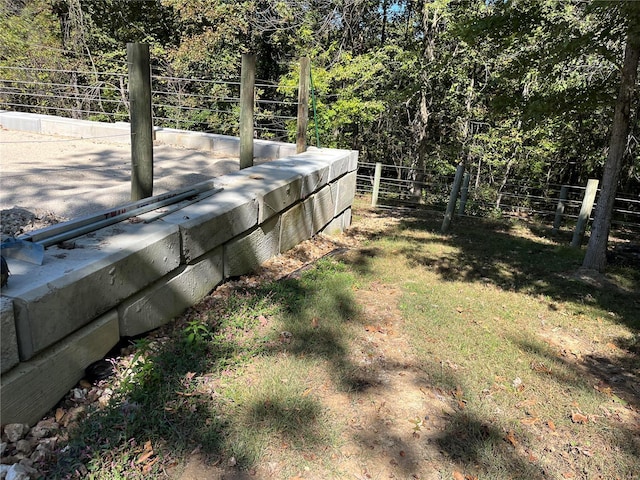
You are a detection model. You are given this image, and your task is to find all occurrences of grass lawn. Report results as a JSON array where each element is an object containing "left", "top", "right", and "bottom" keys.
[{"left": 43, "top": 198, "right": 639, "bottom": 479}]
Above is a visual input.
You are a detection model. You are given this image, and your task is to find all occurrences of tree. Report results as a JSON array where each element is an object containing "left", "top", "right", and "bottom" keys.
[{"left": 582, "top": 2, "right": 640, "bottom": 272}]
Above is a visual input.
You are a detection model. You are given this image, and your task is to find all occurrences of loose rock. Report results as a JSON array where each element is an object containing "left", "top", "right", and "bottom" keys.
[{"left": 2, "top": 426, "right": 29, "bottom": 444}]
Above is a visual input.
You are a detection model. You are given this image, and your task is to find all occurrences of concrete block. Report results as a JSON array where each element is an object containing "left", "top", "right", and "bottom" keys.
[
  {"left": 335, "top": 170, "right": 357, "bottom": 215},
  {"left": 40, "top": 117, "right": 130, "bottom": 143},
  {"left": 163, "top": 189, "right": 259, "bottom": 262},
  {"left": 119, "top": 247, "right": 224, "bottom": 337},
  {"left": 217, "top": 165, "right": 304, "bottom": 224},
  {"left": 224, "top": 216, "right": 280, "bottom": 278},
  {"left": 210, "top": 135, "right": 240, "bottom": 156},
  {"left": 311, "top": 185, "right": 337, "bottom": 234},
  {"left": 280, "top": 198, "right": 313, "bottom": 253},
  {"left": 0, "top": 310, "right": 119, "bottom": 426},
  {"left": 0, "top": 112, "right": 41, "bottom": 133},
  {"left": 1, "top": 298, "right": 19, "bottom": 374},
  {"left": 320, "top": 207, "right": 352, "bottom": 236},
  {"left": 11, "top": 224, "right": 180, "bottom": 360}
]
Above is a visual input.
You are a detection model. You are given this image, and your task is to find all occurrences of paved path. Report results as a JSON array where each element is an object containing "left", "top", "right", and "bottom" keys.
[{"left": 0, "top": 129, "right": 241, "bottom": 220}]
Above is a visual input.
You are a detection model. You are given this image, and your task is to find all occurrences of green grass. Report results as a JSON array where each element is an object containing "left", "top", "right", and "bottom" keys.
[{"left": 44, "top": 206, "right": 640, "bottom": 479}]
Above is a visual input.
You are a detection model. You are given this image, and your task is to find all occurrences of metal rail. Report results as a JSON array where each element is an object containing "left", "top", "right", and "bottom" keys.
[{"left": 21, "top": 181, "right": 222, "bottom": 248}]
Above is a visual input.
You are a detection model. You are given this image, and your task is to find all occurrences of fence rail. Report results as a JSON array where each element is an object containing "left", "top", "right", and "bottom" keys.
[{"left": 357, "top": 161, "right": 640, "bottom": 232}]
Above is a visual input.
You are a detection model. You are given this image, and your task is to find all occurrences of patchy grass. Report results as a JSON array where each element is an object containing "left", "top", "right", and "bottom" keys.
[{"left": 43, "top": 202, "right": 639, "bottom": 480}]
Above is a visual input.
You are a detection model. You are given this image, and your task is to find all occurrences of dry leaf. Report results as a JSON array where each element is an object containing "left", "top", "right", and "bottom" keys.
[
  {"left": 505, "top": 430, "right": 518, "bottom": 447},
  {"left": 571, "top": 412, "right": 589, "bottom": 424},
  {"left": 605, "top": 342, "right": 618, "bottom": 350},
  {"left": 453, "top": 471, "right": 465, "bottom": 480},
  {"left": 311, "top": 317, "right": 319, "bottom": 329},
  {"left": 55, "top": 408, "right": 65, "bottom": 423},
  {"left": 302, "top": 387, "right": 313, "bottom": 397},
  {"left": 594, "top": 383, "right": 612, "bottom": 396},
  {"left": 562, "top": 472, "right": 575, "bottom": 479},
  {"left": 520, "top": 416, "right": 540, "bottom": 426},
  {"left": 547, "top": 420, "right": 556, "bottom": 431},
  {"left": 142, "top": 457, "right": 158, "bottom": 473}
]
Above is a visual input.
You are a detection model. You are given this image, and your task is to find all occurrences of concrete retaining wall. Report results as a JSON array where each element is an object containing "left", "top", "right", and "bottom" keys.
[
  {"left": 0, "top": 111, "right": 297, "bottom": 159},
  {"left": 0, "top": 114, "right": 357, "bottom": 425}
]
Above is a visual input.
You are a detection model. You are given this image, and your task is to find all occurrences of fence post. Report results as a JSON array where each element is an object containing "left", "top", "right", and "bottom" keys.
[
  {"left": 371, "top": 162, "right": 382, "bottom": 207},
  {"left": 571, "top": 179, "right": 599, "bottom": 247},
  {"left": 240, "top": 53, "right": 255, "bottom": 170},
  {"left": 552, "top": 185, "right": 568, "bottom": 235},
  {"left": 296, "top": 57, "right": 310, "bottom": 153},
  {"left": 127, "top": 42, "right": 153, "bottom": 201},
  {"left": 442, "top": 163, "right": 465, "bottom": 233},
  {"left": 458, "top": 172, "right": 471, "bottom": 215}
]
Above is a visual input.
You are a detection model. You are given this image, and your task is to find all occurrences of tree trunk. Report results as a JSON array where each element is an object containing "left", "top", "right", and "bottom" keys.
[{"left": 582, "top": 16, "right": 640, "bottom": 272}]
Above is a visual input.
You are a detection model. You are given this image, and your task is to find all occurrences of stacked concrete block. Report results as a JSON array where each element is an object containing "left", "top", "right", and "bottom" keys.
[
  {"left": 224, "top": 216, "right": 281, "bottom": 278},
  {"left": 1, "top": 298, "right": 19, "bottom": 374},
  {"left": 0, "top": 112, "right": 359, "bottom": 425},
  {"left": 0, "top": 310, "right": 119, "bottom": 426},
  {"left": 9, "top": 224, "right": 180, "bottom": 360},
  {"left": 119, "top": 247, "right": 224, "bottom": 337}
]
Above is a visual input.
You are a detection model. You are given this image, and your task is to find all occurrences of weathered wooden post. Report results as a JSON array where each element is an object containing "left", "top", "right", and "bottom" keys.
[
  {"left": 458, "top": 172, "right": 471, "bottom": 215},
  {"left": 552, "top": 185, "right": 568, "bottom": 235},
  {"left": 371, "top": 162, "right": 382, "bottom": 207},
  {"left": 127, "top": 42, "right": 153, "bottom": 200},
  {"left": 441, "top": 163, "right": 465, "bottom": 233},
  {"left": 296, "top": 57, "right": 310, "bottom": 154},
  {"left": 571, "top": 179, "right": 599, "bottom": 247},
  {"left": 239, "top": 53, "right": 255, "bottom": 170}
]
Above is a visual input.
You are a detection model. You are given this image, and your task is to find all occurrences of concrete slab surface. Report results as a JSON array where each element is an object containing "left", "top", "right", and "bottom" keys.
[{"left": 0, "top": 129, "right": 242, "bottom": 219}]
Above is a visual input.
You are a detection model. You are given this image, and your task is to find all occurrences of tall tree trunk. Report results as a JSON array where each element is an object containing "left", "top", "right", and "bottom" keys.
[{"left": 582, "top": 15, "right": 640, "bottom": 272}]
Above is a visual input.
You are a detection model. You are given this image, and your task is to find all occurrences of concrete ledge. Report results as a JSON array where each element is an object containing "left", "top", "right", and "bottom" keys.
[
  {"left": 280, "top": 199, "right": 314, "bottom": 253},
  {"left": 119, "top": 247, "right": 224, "bottom": 337},
  {"left": 335, "top": 171, "right": 358, "bottom": 216},
  {"left": 0, "top": 310, "right": 119, "bottom": 426},
  {"left": 1, "top": 298, "right": 19, "bottom": 374},
  {"left": 40, "top": 117, "right": 130, "bottom": 143},
  {"left": 311, "top": 184, "right": 337, "bottom": 234},
  {"left": 10, "top": 224, "right": 180, "bottom": 360},
  {"left": 224, "top": 216, "right": 280, "bottom": 278},
  {"left": 165, "top": 190, "right": 259, "bottom": 262},
  {"left": 0, "top": 111, "right": 41, "bottom": 133}
]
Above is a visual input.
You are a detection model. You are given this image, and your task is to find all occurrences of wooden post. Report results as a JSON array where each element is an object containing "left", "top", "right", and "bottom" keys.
[
  {"left": 239, "top": 53, "right": 255, "bottom": 170},
  {"left": 571, "top": 179, "right": 599, "bottom": 247},
  {"left": 372, "top": 162, "right": 382, "bottom": 207},
  {"left": 552, "top": 185, "right": 568, "bottom": 235},
  {"left": 441, "top": 163, "right": 465, "bottom": 233},
  {"left": 458, "top": 172, "right": 471, "bottom": 215},
  {"left": 127, "top": 42, "right": 153, "bottom": 200},
  {"left": 296, "top": 57, "right": 310, "bottom": 154}
]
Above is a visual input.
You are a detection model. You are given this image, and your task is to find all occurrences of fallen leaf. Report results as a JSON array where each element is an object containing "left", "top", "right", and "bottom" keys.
[
  {"left": 258, "top": 315, "right": 268, "bottom": 327},
  {"left": 137, "top": 450, "right": 154, "bottom": 464},
  {"left": 520, "top": 416, "right": 540, "bottom": 426},
  {"left": 505, "top": 430, "right": 518, "bottom": 447},
  {"left": 594, "top": 382, "right": 612, "bottom": 396},
  {"left": 571, "top": 412, "right": 589, "bottom": 424},
  {"left": 301, "top": 387, "right": 313, "bottom": 397},
  {"left": 142, "top": 457, "right": 158, "bottom": 473},
  {"left": 547, "top": 420, "right": 556, "bottom": 431},
  {"left": 530, "top": 362, "right": 552, "bottom": 374},
  {"left": 605, "top": 342, "right": 618, "bottom": 350},
  {"left": 311, "top": 317, "right": 319, "bottom": 329},
  {"left": 562, "top": 472, "right": 575, "bottom": 479},
  {"left": 453, "top": 471, "right": 465, "bottom": 480},
  {"left": 55, "top": 408, "right": 65, "bottom": 423},
  {"left": 399, "top": 450, "right": 406, "bottom": 457}
]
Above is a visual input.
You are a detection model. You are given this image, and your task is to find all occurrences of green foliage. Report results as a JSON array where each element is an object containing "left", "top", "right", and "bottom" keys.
[{"left": 1, "top": 0, "right": 638, "bottom": 195}]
